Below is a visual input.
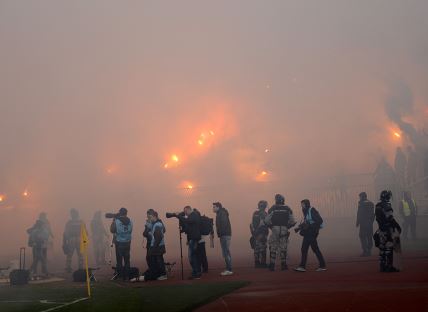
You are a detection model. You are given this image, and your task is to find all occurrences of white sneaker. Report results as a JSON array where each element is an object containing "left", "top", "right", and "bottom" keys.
[
  {"left": 315, "top": 267, "right": 327, "bottom": 272},
  {"left": 157, "top": 275, "right": 168, "bottom": 281},
  {"left": 293, "top": 267, "right": 306, "bottom": 272},
  {"left": 220, "top": 270, "right": 233, "bottom": 276}
]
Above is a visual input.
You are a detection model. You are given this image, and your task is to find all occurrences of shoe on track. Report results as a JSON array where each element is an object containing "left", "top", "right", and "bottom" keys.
[
  {"left": 315, "top": 267, "right": 327, "bottom": 272},
  {"left": 157, "top": 275, "right": 168, "bottom": 281},
  {"left": 293, "top": 267, "right": 306, "bottom": 272},
  {"left": 220, "top": 270, "right": 233, "bottom": 276}
]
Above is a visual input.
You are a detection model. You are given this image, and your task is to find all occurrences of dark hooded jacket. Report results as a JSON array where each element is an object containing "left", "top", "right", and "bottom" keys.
[
  {"left": 215, "top": 207, "right": 231, "bottom": 237},
  {"left": 178, "top": 209, "right": 201, "bottom": 241},
  {"left": 357, "top": 199, "right": 375, "bottom": 227}
]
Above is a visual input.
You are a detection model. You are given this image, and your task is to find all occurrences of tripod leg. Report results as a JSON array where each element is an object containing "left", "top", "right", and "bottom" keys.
[{"left": 179, "top": 228, "right": 184, "bottom": 280}]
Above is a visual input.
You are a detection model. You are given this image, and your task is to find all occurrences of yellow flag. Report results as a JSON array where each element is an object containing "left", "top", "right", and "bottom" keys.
[{"left": 80, "top": 223, "right": 89, "bottom": 254}]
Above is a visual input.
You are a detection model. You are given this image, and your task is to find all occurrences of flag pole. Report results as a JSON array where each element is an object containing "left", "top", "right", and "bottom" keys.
[
  {"left": 80, "top": 223, "right": 91, "bottom": 298},
  {"left": 84, "top": 251, "right": 91, "bottom": 298}
]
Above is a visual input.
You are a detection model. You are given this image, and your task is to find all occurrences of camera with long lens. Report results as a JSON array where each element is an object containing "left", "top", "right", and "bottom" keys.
[
  {"left": 165, "top": 212, "right": 177, "bottom": 219},
  {"left": 165, "top": 212, "right": 186, "bottom": 233},
  {"left": 105, "top": 213, "right": 120, "bottom": 219}
]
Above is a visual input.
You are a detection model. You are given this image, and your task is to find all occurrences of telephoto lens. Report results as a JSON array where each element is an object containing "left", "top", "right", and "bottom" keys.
[
  {"left": 105, "top": 213, "right": 118, "bottom": 219},
  {"left": 165, "top": 212, "right": 177, "bottom": 219}
]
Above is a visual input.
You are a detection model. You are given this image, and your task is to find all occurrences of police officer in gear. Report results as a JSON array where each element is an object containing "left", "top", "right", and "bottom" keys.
[
  {"left": 265, "top": 194, "right": 296, "bottom": 271},
  {"left": 91, "top": 211, "right": 109, "bottom": 266},
  {"left": 63, "top": 209, "right": 84, "bottom": 273},
  {"left": 374, "top": 190, "right": 401, "bottom": 272},
  {"left": 27, "top": 219, "right": 50, "bottom": 276},
  {"left": 399, "top": 191, "right": 417, "bottom": 240},
  {"left": 250, "top": 200, "right": 269, "bottom": 268},
  {"left": 110, "top": 207, "right": 133, "bottom": 280},
  {"left": 356, "top": 192, "right": 375, "bottom": 256}
]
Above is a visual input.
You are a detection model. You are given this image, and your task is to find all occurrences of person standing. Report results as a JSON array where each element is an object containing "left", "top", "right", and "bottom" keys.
[
  {"left": 294, "top": 199, "right": 326, "bottom": 272},
  {"left": 265, "top": 195, "right": 296, "bottom": 271},
  {"left": 394, "top": 147, "right": 407, "bottom": 189},
  {"left": 250, "top": 200, "right": 269, "bottom": 268},
  {"left": 399, "top": 191, "right": 417, "bottom": 240},
  {"left": 27, "top": 219, "right": 49, "bottom": 277},
  {"left": 178, "top": 206, "right": 202, "bottom": 279},
  {"left": 91, "top": 211, "right": 109, "bottom": 266},
  {"left": 374, "top": 190, "right": 401, "bottom": 272},
  {"left": 110, "top": 207, "right": 133, "bottom": 280},
  {"left": 213, "top": 202, "right": 233, "bottom": 276},
  {"left": 356, "top": 192, "right": 375, "bottom": 256},
  {"left": 63, "top": 209, "right": 84, "bottom": 273}
]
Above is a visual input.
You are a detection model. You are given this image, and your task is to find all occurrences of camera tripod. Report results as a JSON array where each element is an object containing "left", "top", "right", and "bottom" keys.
[{"left": 178, "top": 225, "right": 184, "bottom": 280}]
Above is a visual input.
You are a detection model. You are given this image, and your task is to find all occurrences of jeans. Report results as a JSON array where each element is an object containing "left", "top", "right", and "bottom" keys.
[
  {"left": 31, "top": 247, "right": 48, "bottom": 275},
  {"left": 220, "top": 236, "right": 232, "bottom": 271},
  {"left": 359, "top": 224, "right": 373, "bottom": 254},
  {"left": 115, "top": 241, "right": 131, "bottom": 280},
  {"left": 188, "top": 240, "right": 201, "bottom": 277},
  {"left": 299, "top": 234, "right": 326, "bottom": 268},
  {"left": 197, "top": 242, "right": 208, "bottom": 272},
  {"left": 402, "top": 216, "right": 416, "bottom": 240},
  {"left": 65, "top": 238, "right": 83, "bottom": 271}
]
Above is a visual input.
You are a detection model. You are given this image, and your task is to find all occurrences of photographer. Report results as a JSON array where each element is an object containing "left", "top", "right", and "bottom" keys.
[
  {"left": 177, "top": 206, "right": 202, "bottom": 280},
  {"left": 110, "top": 207, "right": 133, "bottom": 280},
  {"left": 142, "top": 210, "right": 167, "bottom": 281},
  {"left": 143, "top": 209, "right": 155, "bottom": 267},
  {"left": 294, "top": 199, "right": 326, "bottom": 272},
  {"left": 63, "top": 209, "right": 84, "bottom": 273}
]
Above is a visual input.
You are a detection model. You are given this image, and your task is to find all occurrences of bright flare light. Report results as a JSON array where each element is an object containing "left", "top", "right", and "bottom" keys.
[
  {"left": 164, "top": 154, "right": 180, "bottom": 169},
  {"left": 23, "top": 190, "right": 29, "bottom": 197},
  {"left": 393, "top": 132, "right": 401, "bottom": 138},
  {"left": 0, "top": 195, "right": 4, "bottom": 202}
]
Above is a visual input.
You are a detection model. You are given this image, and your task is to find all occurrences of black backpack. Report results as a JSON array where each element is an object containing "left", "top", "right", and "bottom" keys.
[{"left": 200, "top": 216, "right": 214, "bottom": 236}]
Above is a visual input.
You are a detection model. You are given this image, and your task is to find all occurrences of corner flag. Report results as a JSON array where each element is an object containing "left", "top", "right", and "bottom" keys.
[{"left": 80, "top": 223, "right": 91, "bottom": 298}]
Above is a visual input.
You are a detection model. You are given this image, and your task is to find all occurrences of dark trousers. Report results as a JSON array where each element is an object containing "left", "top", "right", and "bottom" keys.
[
  {"left": 188, "top": 240, "right": 201, "bottom": 277},
  {"left": 299, "top": 234, "right": 326, "bottom": 268},
  {"left": 115, "top": 241, "right": 131, "bottom": 280},
  {"left": 197, "top": 242, "right": 208, "bottom": 273},
  {"left": 144, "top": 254, "right": 166, "bottom": 280},
  {"left": 31, "top": 247, "right": 48, "bottom": 275},
  {"left": 402, "top": 216, "right": 416, "bottom": 240},
  {"left": 93, "top": 240, "right": 107, "bottom": 266},
  {"left": 359, "top": 224, "right": 373, "bottom": 254}
]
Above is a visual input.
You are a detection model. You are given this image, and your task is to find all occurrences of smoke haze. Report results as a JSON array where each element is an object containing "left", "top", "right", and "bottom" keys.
[{"left": 0, "top": 0, "right": 427, "bottom": 266}]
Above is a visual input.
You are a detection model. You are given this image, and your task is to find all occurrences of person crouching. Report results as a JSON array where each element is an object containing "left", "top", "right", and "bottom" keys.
[{"left": 141, "top": 210, "right": 167, "bottom": 281}]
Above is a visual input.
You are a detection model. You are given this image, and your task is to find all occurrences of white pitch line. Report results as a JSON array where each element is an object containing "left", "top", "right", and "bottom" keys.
[{"left": 39, "top": 297, "right": 89, "bottom": 312}]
